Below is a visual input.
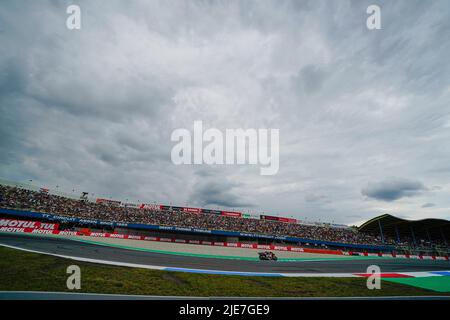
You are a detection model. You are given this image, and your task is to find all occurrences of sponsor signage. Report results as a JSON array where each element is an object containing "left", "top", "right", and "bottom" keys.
[
  {"left": 226, "top": 242, "right": 238, "bottom": 247},
  {"left": 160, "top": 205, "right": 171, "bottom": 211},
  {"left": 221, "top": 211, "right": 242, "bottom": 217},
  {"left": 139, "top": 204, "right": 160, "bottom": 210},
  {"left": 0, "top": 218, "right": 58, "bottom": 230},
  {"left": 99, "top": 221, "right": 114, "bottom": 226},
  {"left": 183, "top": 207, "right": 201, "bottom": 214},
  {"left": 201, "top": 209, "right": 222, "bottom": 215},
  {"left": 260, "top": 215, "right": 296, "bottom": 223},
  {"left": 139, "top": 203, "right": 160, "bottom": 210},
  {"left": 79, "top": 219, "right": 98, "bottom": 224},
  {"left": 278, "top": 217, "right": 297, "bottom": 223},
  {"left": 121, "top": 202, "right": 139, "bottom": 208},
  {"left": 109, "top": 233, "right": 125, "bottom": 239},
  {"left": 260, "top": 215, "right": 278, "bottom": 221}
]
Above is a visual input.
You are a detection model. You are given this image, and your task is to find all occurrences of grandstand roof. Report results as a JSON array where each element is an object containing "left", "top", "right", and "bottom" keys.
[{"left": 358, "top": 214, "right": 450, "bottom": 241}]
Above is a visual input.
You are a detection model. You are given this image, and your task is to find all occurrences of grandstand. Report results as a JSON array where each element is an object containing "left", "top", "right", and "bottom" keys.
[
  {"left": 0, "top": 180, "right": 448, "bottom": 256},
  {"left": 359, "top": 214, "right": 450, "bottom": 257}
]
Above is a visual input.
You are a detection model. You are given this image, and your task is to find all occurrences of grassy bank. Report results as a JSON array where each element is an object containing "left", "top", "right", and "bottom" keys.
[{"left": 0, "top": 246, "right": 444, "bottom": 297}]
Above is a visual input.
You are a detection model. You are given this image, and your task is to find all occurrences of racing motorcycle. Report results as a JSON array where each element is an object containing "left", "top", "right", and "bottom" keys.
[{"left": 258, "top": 251, "right": 278, "bottom": 261}]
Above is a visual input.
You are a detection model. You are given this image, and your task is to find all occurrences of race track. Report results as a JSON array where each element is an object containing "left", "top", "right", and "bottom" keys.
[{"left": 1, "top": 233, "right": 449, "bottom": 275}]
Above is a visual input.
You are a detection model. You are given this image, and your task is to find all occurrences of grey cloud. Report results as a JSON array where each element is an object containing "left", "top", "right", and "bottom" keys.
[
  {"left": 193, "top": 185, "right": 253, "bottom": 208},
  {"left": 422, "top": 203, "right": 435, "bottom": 208},
  {"left": 361, "top": 178, "right": 427, "bottom": 202},
  {"left": 0, "top": 0, "right": 449, "bottom": 223},
  {"left": 292, "top": 65, "right": 327, "bottom": 95},
  {"left": 304, "top": 193, "right": 331, "bottom": 204},
  {"left": 189, "top": 171, "right": 254, "bottom": 208}
]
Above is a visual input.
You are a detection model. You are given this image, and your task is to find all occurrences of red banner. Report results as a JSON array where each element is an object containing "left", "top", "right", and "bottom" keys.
[
  {"left": 121, "top": 203, "right": 139, "bottom": 208},
  {"left": 260, "top": 215, "right": 296, "bottom": 223},
  {"left": 96, "top": 198, "right": 121, "bottom": 206},
  {"left": 139, "top": 204, "right": 160, "bottom": 210},
  {"left": 278, "top": 217, "right": 297, "bottom": 223},
  {"left": 221, "top": 211, "right": 242, "bottom": 217},
  {"left": 183, "top": 207, "right": 202, "bottom": 214},
  {"left": 0, "top": 218, "right": 58, "bottom": 230}
]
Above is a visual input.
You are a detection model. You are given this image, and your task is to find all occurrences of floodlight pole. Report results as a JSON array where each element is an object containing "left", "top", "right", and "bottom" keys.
[
  {"left": 395, "top": 225, "right": 400, "bottom": 243},
  {"left": 426, "top": 228, "right": 431, "bottom": 242},
  {"left": 440, "top": 227, "right": 447, "bottom": 246},
  {"left": 410, "top": 226, "right": 417, "bottom": 246},
  {"left": 378, "top": 219, "right": 384, "bottom": 243}
]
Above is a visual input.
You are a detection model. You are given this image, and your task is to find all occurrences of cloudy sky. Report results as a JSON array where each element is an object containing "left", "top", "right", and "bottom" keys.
[{"left": 1, "top": 0, "right": 449, "bottom": 225}]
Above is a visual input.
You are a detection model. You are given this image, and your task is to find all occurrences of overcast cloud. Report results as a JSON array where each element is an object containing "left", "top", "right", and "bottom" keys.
[
  {"left": 361, "top": 177, "right": 427, "bottom": 201},
  {"left": 0, "top": 0, "right": 449, "bottom": 225}
]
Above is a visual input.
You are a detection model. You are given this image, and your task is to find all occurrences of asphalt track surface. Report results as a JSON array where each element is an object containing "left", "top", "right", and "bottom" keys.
[{"left": 1, "top": 233, "right": 449, "bottom": 274}]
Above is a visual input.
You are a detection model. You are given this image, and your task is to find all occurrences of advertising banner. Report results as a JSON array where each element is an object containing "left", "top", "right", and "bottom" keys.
[
  {"left": 201, "top": 209, "right": 222, "bottom": 215},
  {"left": 221, "top": 211, "right": 242, "bottom": 217},
  {"left": 278, "top": 217, "right": 297, "bottom": 223},
  {"left": 183, "top": 207, "right": 201, "bottom": 214},
  {"left": 121, "top": 203, "right": 139, "bottom": 208},
  {"left": 0, "top": 218, "right": 59, "bottom": 230},
  {"left": 139, "top": 204, "right": 160, "bottom": 210},
  {"left": 260, "top": 215, "right": 279, "bottom": 221},
  {"left": 96, "top": 198, "right": 121, "bottom": 206},
  {"left": 260, "top": 215, "right": 296, "bottom": 223}
]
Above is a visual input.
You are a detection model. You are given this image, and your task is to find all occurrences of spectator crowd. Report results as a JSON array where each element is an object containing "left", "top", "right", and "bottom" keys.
[{"left": 0, "top": 184, "right": 434, "bottom": 248}]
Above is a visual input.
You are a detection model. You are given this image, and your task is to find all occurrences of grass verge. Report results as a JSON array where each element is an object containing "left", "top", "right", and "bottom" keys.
[{"left": 0, "top": 246, "right": 447, "bottom": 297}]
